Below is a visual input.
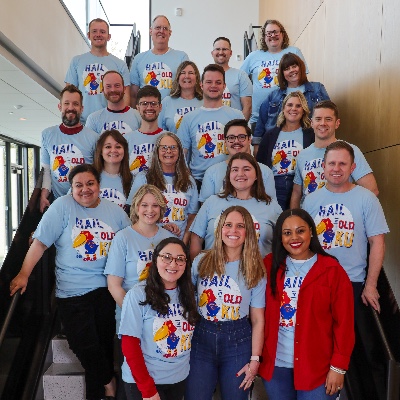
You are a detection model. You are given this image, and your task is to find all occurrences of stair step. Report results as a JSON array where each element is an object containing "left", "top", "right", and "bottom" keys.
[
  {"left": 43, "top": 363, "right": 85, "bottom": 400},
  {"left": 51, "top": 336, "right": 80, "bottom": 364}
]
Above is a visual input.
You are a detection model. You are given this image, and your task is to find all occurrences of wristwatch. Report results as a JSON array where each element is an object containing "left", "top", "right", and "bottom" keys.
[{"left": 250, "top": 355, "right": 263, "bottom": 362}]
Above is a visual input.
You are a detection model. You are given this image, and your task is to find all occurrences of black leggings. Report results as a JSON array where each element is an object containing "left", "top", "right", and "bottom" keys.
[{"left": 124, "top": 379, "right": 186, "bottom": 400}]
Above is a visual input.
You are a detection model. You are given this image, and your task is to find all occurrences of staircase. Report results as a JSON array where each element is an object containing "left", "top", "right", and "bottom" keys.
[{"left": 41, "top": 336, "right": 85, "bottom": 400}]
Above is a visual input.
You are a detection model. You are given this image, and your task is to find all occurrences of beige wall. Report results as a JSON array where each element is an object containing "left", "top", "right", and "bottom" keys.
[
  {"left": 260, "top": 0, "right": 400, "bottom": 303},
  {"left": 0, "top": 0, "right": 89, "bottom": 92}
]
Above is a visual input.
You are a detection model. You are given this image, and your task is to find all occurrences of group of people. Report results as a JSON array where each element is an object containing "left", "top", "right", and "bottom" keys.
[{"left": 8, "top": 13, "right": 390, "bottom": 400}]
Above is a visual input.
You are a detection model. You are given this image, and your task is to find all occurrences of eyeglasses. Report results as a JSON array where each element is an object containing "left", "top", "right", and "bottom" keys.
[
  {"left": 159, "top": 145, "right": 179, "bottom": 152},
  {"left": 153, "top": 26, "right": 170, "bottom": 32},
  {"left": 138, "top": 101, "right": 160, "bottom": 108},
  {"left": 265, "top": 30, "right": 281, "bottom": 37},
  {"left": 158, "top": 253, "right": 187, "bottom": 266},
  {"left": 225, "top": 134, "right": 249, "bottom": 143},
  {"left": 213, "top": 47, "right": 230, "bottom": 52}
]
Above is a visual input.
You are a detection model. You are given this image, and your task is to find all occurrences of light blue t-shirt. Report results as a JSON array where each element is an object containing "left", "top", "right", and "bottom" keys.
[
  {"left": 65, "top": 52, "right": 130, "bottom": 122},
  {"left": 223, "top": 68, "right": 253, "bottom": 111},
  {"left": 99, "top": 171, "right": 131, "bottom": 208},
  {"left": 40, "top": 125, "right": 98, "bottom": 198},
  {"left": 271, "top": 128, "right": 304, "bottom": 176},
  {"left": 119, "top": 283, "right": 194, "bottom": 384},
  {"left": 104, "top": 224, "right": 172, "bottom": 329},
  {"left": 125, "top": 129, "right": 164, "bottom": 178},
  {"left": 240, "top": 47, "right": 308, "bottom": 123},
  {"left": 199, "top": 160, "right": 276, "bottom": 202},
  {"left": 177, "top": 106, "right": 244, "bottom": 181},
  {"left": 190, "top": 195, "right": 282, "bottom": 257},
  {"left": 275, "top": 254, "right": 317, "bottom": 368},
  {"left": 294, "top": 141, "right": 373, "bottom": 201},
  {"left": 192, "top": 254, "right": 266, "bottom": 322},
  {"left": 85, "top": 107, "right": 141, "bottom": 135},
  {"left": 302, "top": 186, "right": 389, "bottom": 282},
  {"left": 130, "top": 48, "right": 189, "bottom": 100},
  {"left": 33, "top": 195, "right": 131, "bottom": 298},
  {"left": 158, "top": 96, "right": 203, "bottom": 133},
  {"left": 129, "top": 172, "right": 199, "bottom": 240}
]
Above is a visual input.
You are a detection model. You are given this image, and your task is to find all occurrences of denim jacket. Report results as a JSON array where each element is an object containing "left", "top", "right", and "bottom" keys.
[{"left": 252, "top": 81, "right": 329, "bottom": 145}]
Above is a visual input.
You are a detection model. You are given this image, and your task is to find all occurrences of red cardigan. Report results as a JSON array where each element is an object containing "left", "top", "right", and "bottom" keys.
[{"left": 259, "top": 253, "right": 355, "bottom": 390}]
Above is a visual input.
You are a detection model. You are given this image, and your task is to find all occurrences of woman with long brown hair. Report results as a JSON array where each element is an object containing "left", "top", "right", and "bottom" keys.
[
  {"left": 185, "top": 206, "right": 266, "bottom": 400},
  {"left": 93, "top": 129, "right": 133, "bottom": 213}
]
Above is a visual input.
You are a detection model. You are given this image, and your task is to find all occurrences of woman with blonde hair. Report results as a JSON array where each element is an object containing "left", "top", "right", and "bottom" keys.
[
  {"left": 253, "top": 53, "right": 329, "bottom": 155},
  {"left": 129, "top": 132, "right": 198, "bottom": 244},
  {"left": 185, "top": 206, "right": 266, "bottom": 400},
  {"left": 256, "top": 91, "right": 315, "bottom": 210},
  {"left": 158, "top": 61, "right": 203, "bottom": 133},
  {"left": 105, "top": 184, "right": 173, "bottom": 332},
  {"left": 93, "top": 129, "right": 133, "bottom": 213}
]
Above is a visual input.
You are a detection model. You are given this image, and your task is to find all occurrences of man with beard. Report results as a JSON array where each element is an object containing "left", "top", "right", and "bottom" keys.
[
  {"left": 125, "top": 86, "right": 164, "bottom": 178},
  {"left": 65, "top": 18, "right": 130, "bottom": 123},
  {"left": 199, "top": 118, "right": 276, "bottom": 203},
  {"left": 211, "top": 37, "right": 252, "bottom": 120},
  {"left": 130, "top": 15, "right": 188, "bottom": 107},
  {"left": 85, "top": 70, "right": 141, "bottom": 135},
  {"left": 39, "top": 85, "right": 98, "bottom": 212},
  {"left": 177, "top": 64, "right": 244, "bottom": 191}
]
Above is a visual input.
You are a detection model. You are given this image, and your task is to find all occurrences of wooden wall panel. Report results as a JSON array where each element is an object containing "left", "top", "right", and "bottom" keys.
[{"left": 259, "top": 0, "right": 400, "bottom": 303}]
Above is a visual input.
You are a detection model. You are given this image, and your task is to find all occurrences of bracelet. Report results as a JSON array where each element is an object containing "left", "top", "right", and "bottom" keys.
[{"left": 330, "top": 365, "right": 346, "bottom": 375}]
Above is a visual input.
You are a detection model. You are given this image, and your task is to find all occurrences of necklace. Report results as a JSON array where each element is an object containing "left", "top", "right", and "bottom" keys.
[
  {"left": 287, "top": 256, "right": 312, "bottom": 277},
  {"left": 135, "top": 223, "right": 157, "bottom": 248}
]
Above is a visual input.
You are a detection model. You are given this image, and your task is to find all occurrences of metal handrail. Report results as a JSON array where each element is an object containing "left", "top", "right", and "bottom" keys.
[{"left": 0, "top": 290, "right": 21, "bottom": 348}]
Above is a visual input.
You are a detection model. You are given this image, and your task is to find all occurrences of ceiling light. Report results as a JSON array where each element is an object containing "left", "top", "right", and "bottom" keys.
[
  {"left": 14, "top": 105, "right": 23, "bottom": 110},
  {"left": 19, "top": 117, "right": 27, "bottom": 121}
]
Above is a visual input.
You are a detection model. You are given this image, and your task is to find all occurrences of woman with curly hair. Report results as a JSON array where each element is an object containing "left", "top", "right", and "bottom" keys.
[
  {"left": 158, "top": 61, "right": 203, "bottom": 133},
  {"left": 240, "top": 19, "right": 307, "bottom": 129},
  {"left": 256, "top": 91, "right": 315, "bottom": 210},
  {"left": 185, "top": 206, "right": 266, "bottom": 400},
  {"left": 93, "top": 129, "right": 133, "bottom": 213},
  {"left": 260, "top": 208, "right": 354, "bottom": 399},
  {"left": 119, "top": 237, "right": 199, "bottom": 400},
  {"left": 129, "top": 132, "right": 198, "bottom": 243},
  {"left": 190, "top": 152, "right": 282, "bottom": 260}
]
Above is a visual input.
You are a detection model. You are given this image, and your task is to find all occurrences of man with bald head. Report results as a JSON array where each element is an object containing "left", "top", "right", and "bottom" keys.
[{"left": 130, "top": 15, "right": 189, "bottom": 107}]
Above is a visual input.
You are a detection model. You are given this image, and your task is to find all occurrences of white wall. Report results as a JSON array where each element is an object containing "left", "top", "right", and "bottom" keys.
[{"left": 151, "top": 0, "right": 259, "bottom": 72}]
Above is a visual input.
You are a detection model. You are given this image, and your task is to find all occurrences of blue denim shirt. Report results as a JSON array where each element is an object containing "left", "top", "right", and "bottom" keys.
[{"left": 252, "top": 81, "right": 329, "bottom": 145}]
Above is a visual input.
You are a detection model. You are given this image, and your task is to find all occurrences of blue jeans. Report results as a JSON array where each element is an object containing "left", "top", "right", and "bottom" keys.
[
  {"left": 274, "top": 174, "right": 295, "bottom": 211},
  {"left": 185, "top": 317, "right": 252, "bottom": 400},
  {"left": 262, "top": 366, "right": 337, "bottom": 400}
]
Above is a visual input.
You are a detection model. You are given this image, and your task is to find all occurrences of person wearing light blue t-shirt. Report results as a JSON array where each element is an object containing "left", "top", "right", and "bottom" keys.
[
  {"left": 190, "top": 153, "right": 281, "bottom": 261},
  {"left": 158, "top": 61, "right": 204, "bottom": 134},
  {"left": 200, "top": 118, "right": 276, "bottom": 203},
  {"left": 10, "top": 164, "right": 131, "bottom": 400},
  {"left": 211, "top": 37, "right": 253, "bottom": 120},
  {"left": 40, "top": 85, "right": 98, "bottom": 213},
  {"left": 302, "top": 141, "right": 389, "bottom": 313},
  {"left": 290, "top": 101, "right": 379, "bottom": 208},
  {"left": 128, "top": 132, "right": 199, "bottom": 243},
  {"left": 65, "top": 19, "right": 130, "bottom": 123},
  {"left": 240, "top": 20, "right": 308, "bottom": 126},
  {"left": 185, "top": 206, "right": 266, "bottom": 400},
  {"left": 177, "top": 64, "right": 244, "bottom": 188},
  {"left": 130, "top": 15, "right": 189, "bottom": 108},
  {"left": 119, "top": 237, "right": 199, "bottom": 399}
]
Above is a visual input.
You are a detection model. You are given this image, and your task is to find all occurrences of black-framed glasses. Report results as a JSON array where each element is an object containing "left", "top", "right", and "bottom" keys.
[
  {"left": 159, "top": 145, "right": 179, "bottom": 152},
  {"left": 138, "top": 101, "right": 160, "bottom": 108},
  {"left": 225, "top": 134, "right": 249, "bottom": 143},
  {"left": 158, "top": 253, "right": 187, "bottom": 266},
  {"left": 265, "top": 30, "right": 281, "bottom": 37}
]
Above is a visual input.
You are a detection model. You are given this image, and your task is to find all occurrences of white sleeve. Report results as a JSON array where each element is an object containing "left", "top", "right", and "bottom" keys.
[{"left": 41, "top": 164, "right": 52, "bottom": 191}]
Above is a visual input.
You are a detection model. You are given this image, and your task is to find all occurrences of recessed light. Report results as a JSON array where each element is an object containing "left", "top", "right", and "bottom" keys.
[
  {"left": 19, "top": 117, "right": 27, "bottom": 121},
  {"left": 14, "top": 105, "right": 23, "bottom": 110}
]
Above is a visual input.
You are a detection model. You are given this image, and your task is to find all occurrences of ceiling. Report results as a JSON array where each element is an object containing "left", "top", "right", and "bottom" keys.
[{"left": 0, "top": 54, "right": 60, "bottom": 147}]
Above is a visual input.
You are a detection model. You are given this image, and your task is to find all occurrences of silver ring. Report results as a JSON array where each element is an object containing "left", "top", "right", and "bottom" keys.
[{"left": 337, "top": 387, "right": 341, "bottom": 390}]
